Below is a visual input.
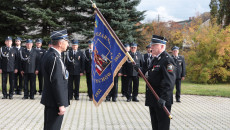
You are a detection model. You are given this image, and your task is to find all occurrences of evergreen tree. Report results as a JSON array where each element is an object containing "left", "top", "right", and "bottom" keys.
[
  {"left": 210, "top": 0, "right": 230, "bottom": 27},
  {"left": 209, "top": 0, "right": 218, "bottom": 24},
  {"left": 0, "top": 0, "right": 27, "bottom": 43},
  {"left": 218, "top": 0, "right": 230, "bottom": 27},
  {"left": 91, "top": 0, "right": 145, "bottom": 44}
]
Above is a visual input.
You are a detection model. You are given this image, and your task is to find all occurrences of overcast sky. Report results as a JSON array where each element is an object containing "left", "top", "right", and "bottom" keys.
[{"left": 136, "top": 0, "right": 211, "bottom": 23}]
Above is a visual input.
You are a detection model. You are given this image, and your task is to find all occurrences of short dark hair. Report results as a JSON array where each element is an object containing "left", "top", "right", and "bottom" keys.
[{"left": 52, "top": 39, "right": 62, "bottom": 45}]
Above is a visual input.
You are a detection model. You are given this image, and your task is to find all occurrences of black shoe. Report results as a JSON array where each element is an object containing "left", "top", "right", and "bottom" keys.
[
  {"left": 112, "top": 98, "right": 117, "bottom": 102},
  {"left": 2, "top": 96, "right": 7, "bottom": 99},
  {"left": 89, "top": 98, "right": 93, "bottom": 101},
  {"left": 22, "top": 97, "right": 28, "bottom": 99},
  {"left": 105, "top": 98, "right": 110, "bottom": 102},
  {"left": 30, "top": 97, "right": 35, "bottom": 100},
  {"left": 75, "top": 97, "right": 79, "bottom": 100},
  {"left": 127, "top": 99, "right": 131, "bottom": 102},
  {"left": 176, "top": 99, "right": 181, "bottom": 102},
  {"left": 132, "top": 98, "right": 139, "bottom": 102},
  {"left": 9, "top": 96, "right": 13, "bottom": 99}
]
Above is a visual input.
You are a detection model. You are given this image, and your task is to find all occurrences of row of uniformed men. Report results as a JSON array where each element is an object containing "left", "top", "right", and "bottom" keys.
[{"left": 0, "top": 36, "right": 94, "bottom": 100}]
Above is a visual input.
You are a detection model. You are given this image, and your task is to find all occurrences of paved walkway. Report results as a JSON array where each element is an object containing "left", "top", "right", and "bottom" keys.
[{"left": 0, "top": 94, "right": 229, "bottom": 130}]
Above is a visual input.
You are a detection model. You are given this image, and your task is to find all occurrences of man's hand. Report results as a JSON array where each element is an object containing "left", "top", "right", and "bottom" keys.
[
  {"left": 21, "top": 71, "right": 24, "bottom": 76},
  {"left": 158, "top": 98, "right": 166, "bottom": 108},
  {"left": 182, "top": 77, "right": 185, "bottom": 80},
  {"left": 118, "top": 73, "right": 122, "bottom": 76},
  {"left": 58, "top": 106, "right": 66, "bottom": 116},
  {"left": 14, "top": 69, "right": 18, "bottom": 73},
  {"left": 35, "top": 70, "right": 39, "bottom": 75},
  {"left": 0, "top": 69, "right": 2, "bottom": 74},
  {"left": 80, "top": 73, "right": 84, "bottom": 76}
]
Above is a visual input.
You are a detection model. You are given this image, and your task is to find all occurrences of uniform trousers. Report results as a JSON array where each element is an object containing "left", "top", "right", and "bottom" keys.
[
  {"left": 44, "top": 106, "right": 63, "bottom": 130},
  {"left": 106, "top": 76, "right": 118, "bottom": 100},
  {"left": 126, "top": 75, "right": 139, "bottom": 99},
  {"left": 14, "top": 71, "right": 23, "bottom": 93},
  {"left": 86, "top": 72, "right": 92, "bottom": 98},
  {"left": 175, "top": 79, "right": 181, "bottom": 100},
  {"left": 149, "top": 105, "right": 171, "bottom": 130},
  {"left": 121, "top": 76, "right": 128, "bottom": 96},
  {"left": 68, "top": 75, "right": 80, "bottom": 99},
  {"left": 24, "top": 73, "right": 36, "bottom": 98},
  {"left": 2, "top": 72, "right": 14, "bottom": 97},
  {"left": 38, "top": 72, "right": 44, "bottom": 94}
]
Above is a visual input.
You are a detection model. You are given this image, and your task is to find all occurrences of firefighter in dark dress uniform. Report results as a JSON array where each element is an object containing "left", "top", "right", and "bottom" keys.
[
  {"left": 143, "top": 35, "right": 176, "bottom": 130},
  {"left": 41, "top": 29, "right": 70, "bottom": 130},
  {"left": 120, "top": 43, "right": 130, "bottom": 97},
  {"left": 35, "top": 38, "right": 46, "bottom": 95},
  {"left": 84, "top": 40, "right": 93, "bottom": 101},
  {"left": 14, "top": 37, "right": 24, "bottom": 95},
  {"left": 124, "top": 43, "right": 143, "bottom": 102},
  {"left": 0, "top": 36, "right": 18, "bottom": 99},
  {"left": 171, "top": 46, "right": 186, "bottom": 102},
  {"left": 66, "top": 39, "right": 85, "bottom": 100},
  {"left": 143, "top": 44, "right": 153, "bottom": 71},
  {"left": 21, "top": 39, "right": 39, "bottom": 99}
]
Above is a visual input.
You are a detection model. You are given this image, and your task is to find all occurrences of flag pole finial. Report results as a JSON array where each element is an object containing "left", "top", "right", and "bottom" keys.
[{"left": 90, "top": 0, "right": 97, "bottom": 8}]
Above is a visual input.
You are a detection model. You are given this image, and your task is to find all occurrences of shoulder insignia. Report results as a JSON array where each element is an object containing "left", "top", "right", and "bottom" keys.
[
  {"left": 167, "top": 64, "right": 174, "bottom": 72},
  {"left": 158, "top": 56, "right": 161, "bottom": 60}
]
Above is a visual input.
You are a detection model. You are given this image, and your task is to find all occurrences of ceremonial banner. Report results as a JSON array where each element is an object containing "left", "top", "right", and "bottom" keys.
[{"left": 92, "top": 13, "right": 127, "bottom": 106}]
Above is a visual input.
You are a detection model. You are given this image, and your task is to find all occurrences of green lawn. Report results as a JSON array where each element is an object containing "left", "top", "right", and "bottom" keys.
[{"left": 1, "top": 75, "right": 230, "bottom": 98}]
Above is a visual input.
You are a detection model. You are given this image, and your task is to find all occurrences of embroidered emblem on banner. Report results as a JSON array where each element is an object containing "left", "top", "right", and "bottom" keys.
[{"left": 93, "top": 41, "right": 111, "bottom": 76}]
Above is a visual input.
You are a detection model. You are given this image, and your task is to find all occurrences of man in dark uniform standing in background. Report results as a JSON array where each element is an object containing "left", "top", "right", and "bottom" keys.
[
  {"left": 143, "top": 44, "right": 152, "bottom": 72},
  {"left": 144, "top": 35, "right": 176, "bottom": 130},
  {"left": 20, "top": 39, "right": 39, "bottom": 99},
  {"left": 172, "top": 46, "right": 186, "bottom": 102},
  {"left": 41, "top": 29, "right": 69, "bottom": 130},
  {"left": 14, "top": 37, "right": 23, "bottom": 95},
  {"left": 35, "top": 38, "right": 46, "bottom": 95},
  {"left": 84, "top": 40, "right": 93, "bottom": 101},
  {"left": 124, "top": 42, "right": 143, "bottom": 102},
  {"left": 120, "top": 43, "right": 130, "bottom": 97},
  {"left": 0, "top": 36, "right": 18, "bottom": 99},
  {"left": 66, "top": 39, "right": 85, "bottom": 100}
]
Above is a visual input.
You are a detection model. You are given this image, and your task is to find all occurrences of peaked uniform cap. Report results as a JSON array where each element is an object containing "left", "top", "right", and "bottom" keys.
[
  {"left": 172, "top": 46, "right": 179, "bottom": 50},
  {"left": 26, "top": 39, "right": 33, "bottom": 43},
  {"left": 151, "top": 35, "right": 167, "bottom": 45},
  {"left": 130, "top": 42, "right": 137, "bottom": 47},
  {"left": 72, "top": 39, "right": 79, "bottom": 45},
  {"left": 36, "top": 38, "right": 43, "bottom": 43},
  {"left": 50, "top": 29, "right": 69, "bottom": 41},
  {"left": 5, "top": 36, "right": 12, "bottom": 41},
  {"left": 15, "top": 37, "right": 22, "bottom": 41}
]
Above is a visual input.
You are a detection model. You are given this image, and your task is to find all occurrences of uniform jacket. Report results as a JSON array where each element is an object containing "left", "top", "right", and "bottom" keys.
[
  {"left": 41, "top": 47, "right": 69, "bottom": 107},
  {"left": 122, "top": 51, "right": 143, "bottom": 76},
  {"left": 35, "top": 47, "right": 46, "bottom": 72},
  {"left": 0, "top": 46, "right": 18, "bottom": 72},
  {"left": 13, "top": 46, "right": 24, "bottom": 71},
  {"left": 172, "top": 55, "right": 186, "bottom": 79},
  {"left": 145, "top": 51, "right": 176, "bottom": 107},
  {"left": 20, "top": 48, "right": 39, "bottom": 73},
  {"left": 143, "top": 53, "right": 153, "bottom": 73},
  {"left": 84, "top": 49, "right": 92, "bottom": 73},
  {"left": 66, "top": 49, "right": 85, "bottom": 75}
]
